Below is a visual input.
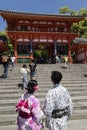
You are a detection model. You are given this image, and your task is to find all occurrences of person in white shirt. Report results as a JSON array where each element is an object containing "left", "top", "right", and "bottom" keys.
[
  {"left": 11, "top": 56, "right": 15, "bottom": 71},
  {"left": 21, "top": 64, "right": 30, "bottom": 89},
  {"left": 55, "top": 54, "right": 60, "bottom": 63},
  {"left": 43, "top": 71, "right": 73, "bottom": 130}
]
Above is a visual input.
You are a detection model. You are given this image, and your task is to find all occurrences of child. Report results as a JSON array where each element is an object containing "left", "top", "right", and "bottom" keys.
[
  {"left": 20, "top": 64, "right": 30, "bottom": 89},
  {"left": 16, "top": 80, "right": 44, "bottom": 130}
]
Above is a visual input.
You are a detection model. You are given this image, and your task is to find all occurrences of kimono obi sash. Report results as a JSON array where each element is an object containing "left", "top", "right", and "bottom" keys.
[
  {"left": 16, "top": 100, "right": 31, "bottom": 118},
  {"left": 19, "top": 110, "right": 30, "bottom": 118},
  {"left": 52, "top": 107, "right": 68, "bottom": 118}
]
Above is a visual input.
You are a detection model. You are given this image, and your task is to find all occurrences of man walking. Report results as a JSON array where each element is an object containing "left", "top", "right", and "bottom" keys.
[
  {"left": 43, "top": 71, "right": 73, "bottom": 130},
  {"left": 29, "top": 59, "right": 37, "bottom": 80}
]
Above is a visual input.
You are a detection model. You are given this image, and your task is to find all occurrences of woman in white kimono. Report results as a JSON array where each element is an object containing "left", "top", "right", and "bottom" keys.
[{"left": 43, "top": 71, "right": 73, "bottom": 130}]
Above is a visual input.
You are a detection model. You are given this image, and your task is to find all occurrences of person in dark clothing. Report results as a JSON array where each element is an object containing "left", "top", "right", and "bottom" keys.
[
  {"left": 29, "top": 59, "right": 37, "bottom": 80},
  {"left": 1, "top": 54, "right": 10, "bottom": 78}
]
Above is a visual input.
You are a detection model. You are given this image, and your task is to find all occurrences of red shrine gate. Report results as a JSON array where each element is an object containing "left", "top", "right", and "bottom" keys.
[{"left": 0, "top": 10, "right": 84, "bottom": 63}]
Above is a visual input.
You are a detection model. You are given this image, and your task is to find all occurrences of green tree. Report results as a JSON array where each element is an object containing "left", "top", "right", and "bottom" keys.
[
  {"left": 59, "top": 7, "right": 87, "bottom": 38},
  {"left": 0, "top": 32, "right": 14, "bottom": 55},
  {"left": 71, "top": 17, "right": 87, "bottom": 38},
  {"left": 77, "top": 8, "right": 87, "bottom": 16},
  {"left": 59, "top": 6, "right": 70, "bottom": 14},
  {"left": 69, "top": 9, "right": 76, "bottom": 15},
  {"left": 7, "top": 38, "right": 14, "bottom": 55},
  {"left": 59, "top": 6, "right": 76, "bottom": 15}
]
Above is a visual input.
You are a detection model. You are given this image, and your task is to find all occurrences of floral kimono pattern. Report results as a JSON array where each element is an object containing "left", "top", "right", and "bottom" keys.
[{"left": 16, "top": 92, "right": 43, "bottom": 130}]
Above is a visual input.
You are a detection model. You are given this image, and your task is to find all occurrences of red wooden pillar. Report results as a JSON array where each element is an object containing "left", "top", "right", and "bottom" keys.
[
  {"left": 84, "top": 47, "right": 87, "bottom": 64},
  {"left": 68, "top": 42, "right": 72, "bottom": 64},
  {"left": 14, "top": 41, "right": 17, "bottom": 63}
]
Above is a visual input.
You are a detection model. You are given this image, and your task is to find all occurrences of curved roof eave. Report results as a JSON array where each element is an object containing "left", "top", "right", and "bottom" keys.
[{"left": 0, "top": 10, "right": 85, "bottom": 22}]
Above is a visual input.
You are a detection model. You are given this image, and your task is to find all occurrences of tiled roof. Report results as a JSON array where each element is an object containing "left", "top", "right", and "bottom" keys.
[
  {"left": 0, "top": 9, "right": 85, "bottom": 18},
  {"left": 73, "top": 38, "right": 87, "bottom": 44}
]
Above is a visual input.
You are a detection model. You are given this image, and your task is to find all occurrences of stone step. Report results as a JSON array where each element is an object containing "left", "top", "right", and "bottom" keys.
[
  {"left": 0, "top": 84, "right": 87, "bottom": 89},
  {"left": 0, "top": 91, "right": 87, "bottom": 100},
  {"left": 68, "top": 119, "right": 87, "bottom": 130},
  {"left": 0, "top": 114, "right": 16, "bottom": 126},
  {"left": 0, "top": 125, "right": 17, "bottom": 130},
  {"left": 0, "top": 79, "right": 87, "bottom": 83},
  {"left": 0, "top": 106, "right": 16, "bottom": 115},
  {"left": 0, "top": 95, "right": 87, "bottom": 103},
  {"left": 0, "top": 98, "right": 87, "bottom": 109},
  {"left": 0, "top": 113, "right": 87, "bottom": 127},
  {"left": 0, "top": 105, "right": 87, "bottom": 118},
  {"left": 0, "top": 119, "right": 87, "bottom": 130},
  {"left": 0, "top": 87, "right": 87, "bottom": 94}
]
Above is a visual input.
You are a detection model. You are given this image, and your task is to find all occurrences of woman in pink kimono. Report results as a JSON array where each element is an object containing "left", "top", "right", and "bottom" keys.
[{"left": 16, "top": 80, "right": 43, "bottom": 130}]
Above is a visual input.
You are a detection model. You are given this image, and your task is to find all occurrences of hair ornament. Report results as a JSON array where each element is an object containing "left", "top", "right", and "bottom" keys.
[{"left": 34, "top": 86, "right": 38, "bottom": 90}]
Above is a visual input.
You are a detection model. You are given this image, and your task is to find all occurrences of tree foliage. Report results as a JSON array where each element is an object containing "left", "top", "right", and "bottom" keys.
[
  {"left": 0, "top": 31, "right": 14, "bottom": 55},
  {"left": 59, "top": 6, "right": 70, "bottom": 14},
  {"left": 59, "top": 7, "right": 87, "bottom": 38}
]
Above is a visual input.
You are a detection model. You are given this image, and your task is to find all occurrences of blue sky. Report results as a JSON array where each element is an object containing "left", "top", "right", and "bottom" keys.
[{"left": 0, "top": 0, "right": 87, "bottom": 31}]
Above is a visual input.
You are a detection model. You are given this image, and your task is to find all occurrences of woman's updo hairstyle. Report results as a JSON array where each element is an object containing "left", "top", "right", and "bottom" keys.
[{"left": 27, "top": 80, "right": 38, "bottom": 93}]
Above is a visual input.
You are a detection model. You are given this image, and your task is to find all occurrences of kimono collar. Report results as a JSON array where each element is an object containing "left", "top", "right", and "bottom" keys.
[{"left": 54, "top": 83, "right": 61, "bottom": 88}]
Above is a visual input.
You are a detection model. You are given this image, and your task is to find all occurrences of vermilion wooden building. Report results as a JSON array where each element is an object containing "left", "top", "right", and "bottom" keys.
[
  {"left": 72, "top": 38, "right": 87, "bottom": 64},
  {"left": 0, "top": 10, "right": 85, "bottom": 63}
]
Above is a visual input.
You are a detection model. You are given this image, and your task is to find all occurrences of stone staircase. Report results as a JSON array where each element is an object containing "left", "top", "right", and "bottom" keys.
[{"left": 0, "top": 63, "right": 87, "bottom": 130}]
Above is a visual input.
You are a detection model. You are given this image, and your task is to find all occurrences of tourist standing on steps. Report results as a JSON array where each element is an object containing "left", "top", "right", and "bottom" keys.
[
  {"left": 10, "top": 55, "right": 15, "bottom": 71},
  {"left": 55, "top": 54, "right": 60, "bottom": 63},
  {"left": 20, "top": 64, "right": 30, "bottom": 89},
  {"left": 64, "top": 56, "right": 68, "bottom": 68},
  {"left": 43, "top": 71, "right": 73, "bottom": 130},
  {"left": 16, "top": 80, "right": 44, "bottom": 130},
  {"left": 29, "top": 59, "right": 37, "bottom": 80},
  {"left": 1, "top": 54, "right": 10, "bottom": 78}
]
